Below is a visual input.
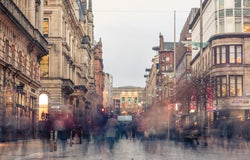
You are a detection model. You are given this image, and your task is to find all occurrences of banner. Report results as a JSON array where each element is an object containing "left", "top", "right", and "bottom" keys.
[{"left": 206, "top": 86, "right": 213, "bottom": 111}]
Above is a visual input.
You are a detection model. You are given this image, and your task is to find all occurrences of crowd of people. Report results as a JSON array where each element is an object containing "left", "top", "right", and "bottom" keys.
[{"left": 38, "top": 107, "right": 250, "bottom": 156}]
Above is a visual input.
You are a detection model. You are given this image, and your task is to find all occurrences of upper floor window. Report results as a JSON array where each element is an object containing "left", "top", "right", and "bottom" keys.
[
  {"left": 40, "top": 55, "right": 49, "bottom": 77},
  {"left": 43, "top": 18, "right": 49, "bottom": 37},
  {"left": 214, "top": 45, "right": 242, "bottom": 65},
  {"left": 235, "top": 0, "right": 242, "bottom": 7},
  {"left": 229, "top": 75, "right": 243, "bottom": 96},
  {"left": 215, "top": 76, "right": 227, "bottom": 97},
  {"left": 244, "top": 0, "right": 250, "bottom": 7}
]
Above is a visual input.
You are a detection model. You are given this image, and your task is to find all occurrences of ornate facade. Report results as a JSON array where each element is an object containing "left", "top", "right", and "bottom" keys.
[
  {"left": 93, "top": 39, "right": 104, "bottom": 112},
  {"left": 0, "top": 0, "right": 48, "bottom": 140},
  {"left": 40, "top": 0, "right": 95, "bottom": 129}
]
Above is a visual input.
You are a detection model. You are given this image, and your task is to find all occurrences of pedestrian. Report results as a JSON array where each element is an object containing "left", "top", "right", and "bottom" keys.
[
  {"left": 105, "top": 114, "right": 119, "bottom": 153},
  {"left": 54, "top": 113, "right": 70, "bottom": 157},
  {"left": 39, "top": 119, "right": 51, "bottom": 153},
  {"left": 92, "top": 110, "right": 106, "bottom": 153}
]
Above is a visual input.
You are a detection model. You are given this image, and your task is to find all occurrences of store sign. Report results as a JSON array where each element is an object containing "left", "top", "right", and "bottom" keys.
[{"left": 231, "top": 98, "right": 250, "bottom": 105}]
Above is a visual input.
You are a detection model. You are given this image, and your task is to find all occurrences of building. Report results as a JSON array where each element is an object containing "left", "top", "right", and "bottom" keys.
[
  {"left": 103, "top": 73, "right": 113, "bottom": 114},
  {"left": 39, "top": 0, "right": 94, "bottom": 130},
  {"left": 0, "top": 0, "right": 48, "bottom": 140},
  {"left": 145, "top": 34, "right": 175, "bottom": 111},
  {"left": 144, "top": 55, "right": 158, "bottom": 110},
  {"left": 175, "top": 8, "right": 199, "bottom": 128},
  {"left": 113, "top": 86, "right": 145, "bottom": 115},
  {"left": 93, "top": 38, "right": 105, "bottom": 112},
  {"left": 190, "top": 0, "right": 250, "bottom": 128}
]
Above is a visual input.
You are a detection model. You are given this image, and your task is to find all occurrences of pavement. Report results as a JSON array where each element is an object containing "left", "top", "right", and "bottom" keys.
[{"left": 0, "top": 138, "right": 250, "bottom": 160}]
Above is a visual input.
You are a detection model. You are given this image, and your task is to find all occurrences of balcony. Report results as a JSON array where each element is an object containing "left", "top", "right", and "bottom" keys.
[{"left": 62, "top": 79, "right": 74, "bottom": 94}]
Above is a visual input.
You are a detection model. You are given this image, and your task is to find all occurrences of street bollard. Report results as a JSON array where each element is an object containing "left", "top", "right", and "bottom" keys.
[{"left": 49, "top": 130, "right": 54, "bottom": 152}]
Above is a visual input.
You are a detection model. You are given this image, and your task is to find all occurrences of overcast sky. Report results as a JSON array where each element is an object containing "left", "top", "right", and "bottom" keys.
[{"left": 92, "top": 0, "right": 200, "bottom": 87}]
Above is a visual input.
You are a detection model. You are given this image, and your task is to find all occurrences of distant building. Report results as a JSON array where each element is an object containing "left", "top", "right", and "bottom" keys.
[{"left": 113, "top": 86, "right": 145, "bottom": 115}]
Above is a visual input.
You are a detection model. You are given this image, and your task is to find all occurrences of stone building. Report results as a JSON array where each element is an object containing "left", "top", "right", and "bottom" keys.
[
  {"left": 103, "top": 73, "right": 113, "bottom": 113},
  {"left": 113, "top": 86, "right": 145, "bottom": 115},
  {"left": 0, "top": 0, "right": 48, "bottom": 140},
  {"left": 39, "top": 0, "right": 95, "bottom": 129},
  {"left": 190, "top": 0, "right": 250, "bottom": 126},
  {"left": 93, "top": 38, "right": 104, "bottom": 112}
]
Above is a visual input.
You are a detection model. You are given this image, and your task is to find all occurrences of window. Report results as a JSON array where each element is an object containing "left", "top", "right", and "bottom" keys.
[
  {"left": 128, "top": 97, "right": 131, "bottom": 105},
  {"left": 214, "top": 45, "right": 242, "bottom": 64},
  {"left": 219, "top": 0, "right": 224, "bottom": 10},
  {"left": 243, "top": 9, "right": 250, "bottom": 32},
  {"left": 235, "top": 0, "right": 241, "bottom": 7},
  {"left": 226, "top": 9, "right": 233, "bottom": 17},
  {"left": 43, "top": 18, "right": 49, "bottom": 37},
  {"left": 229, "top": 45, "right": 242, "bottom": 63},
  {"left": 121, "top": 97, "right": 125, "bottom": 103},
  {"left": 134, "top": 97, "right": 137, "bottom": 104},
  {"left": 229, "top": 75, "right": 243, "bottom": 96},
  {"left": 244, "top": 0, "right": 250, "bottom": 7},
  {"left": 236, "top": 45, "right": 242, "bottom": 63},
  {"left": 40, "top": 55, "right": 49, "bottom": 77},
  {"left": 221, "top": 46, "right": 226, "bottom": 63},
  {"left": 215, "top": 76, "right": 227, "bottom": 97}
]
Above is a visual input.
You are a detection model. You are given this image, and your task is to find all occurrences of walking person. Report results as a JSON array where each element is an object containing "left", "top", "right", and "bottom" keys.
[
  {"left": 54, "top": 113, "right": 70, "bottom": 157},
  {"left": 105, "top": 114, "right": 119, "bottom": 153},
  {"left": 39, "top": 119, "right": 52, "bottom": 153}
]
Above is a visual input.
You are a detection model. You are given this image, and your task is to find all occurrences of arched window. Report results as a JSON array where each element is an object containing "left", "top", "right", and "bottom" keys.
[{"left": 39, "top": 94, "right": 49, "bottom": 121}]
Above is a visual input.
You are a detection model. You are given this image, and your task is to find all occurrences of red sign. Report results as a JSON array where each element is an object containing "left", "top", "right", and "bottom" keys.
[{"left": 206, "top": 86, "right": 213, "bottom": 111}]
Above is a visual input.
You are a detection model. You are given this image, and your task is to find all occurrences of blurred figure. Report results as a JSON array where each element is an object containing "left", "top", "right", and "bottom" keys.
[
  {"left": 92, "top": 107, "right": 106, "bottom": 153},
  {"left": 105, "top": 114, "right": 119, "bottom": 153},
  {"left": 39, "top": 119, "right": 52, "bottom": 153},
  {"left": 20, "top": 116, "right": 30, "bottom": 155},
  {"left": 54, "top": 113, "right": 70, "bottom": 157}
]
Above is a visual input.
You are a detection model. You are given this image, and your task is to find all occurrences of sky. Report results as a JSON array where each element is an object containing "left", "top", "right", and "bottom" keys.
[{"left": 92, "top": 0, "right": 200, "bottom": 88}]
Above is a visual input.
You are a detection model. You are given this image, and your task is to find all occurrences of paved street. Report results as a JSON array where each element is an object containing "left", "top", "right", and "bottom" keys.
[{"left": 0, "top": 138, "right": 250, "bottom": 160}]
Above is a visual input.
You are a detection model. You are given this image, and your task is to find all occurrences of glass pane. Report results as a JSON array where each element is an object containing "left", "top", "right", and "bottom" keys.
[
  {"left": 219, "top": 20, "right": 225, "bottom": 33},
  {"left": 235, "top": 8, "right": 242, "bottom": 17},
  {"left": 222, "top": 77, "right": 227, "bottom": 97},
  {"left": 40, "top": 55, "right": 49, "bottom": 77},
  {"left": 230, "top": 76, "right": 236, "bottom": 96},
  {"left": 226, "top": 9, "right": 233, "bottom": 17},
  {"left": 244, "top": 0, "right": 250, "bottom": 7},
  {"left": 219, "top": 0, "right": 224, "bottom": 10},
  {"left": 235, "top": 17, "right": 242, "bottom": 32},
  {"left": 216, "top": 47, "right": 220, "bottom": 64},
  {"left": 219, "top": 10, "right": 225, "bottom": 18},
  {"left": 236, "top": 45, "right": 242, "bottom": 63},
  {"left": 230, "top": 45, "right": 235, "bottom": 63},
  {"left": 43, "top": 18, "right": 49, "bottom": 37},
  {"left": 235, "top": 0, "right": 241, "bottom": 7},
  {"left": 237, "top": 76, "right": 243, "bottom": 96}
]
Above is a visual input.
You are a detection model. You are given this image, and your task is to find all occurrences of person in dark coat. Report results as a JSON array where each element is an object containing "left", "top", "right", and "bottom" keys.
[{"left": 39, "top": 120, "right": 52, "bottom": 153}]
